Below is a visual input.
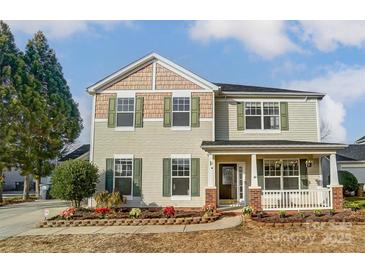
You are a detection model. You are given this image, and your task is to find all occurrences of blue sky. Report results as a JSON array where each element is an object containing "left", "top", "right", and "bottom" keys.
[{"left": 7, "top": 20, "right": 365, "bottom": 144}]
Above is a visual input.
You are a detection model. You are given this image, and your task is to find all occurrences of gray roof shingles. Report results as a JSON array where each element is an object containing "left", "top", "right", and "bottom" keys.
[
  {"left": 214, "top": 83, "right": 324, "bottom": 96},
  {"left": 337, "top": 144, "right": 365, "bottom": 161}
]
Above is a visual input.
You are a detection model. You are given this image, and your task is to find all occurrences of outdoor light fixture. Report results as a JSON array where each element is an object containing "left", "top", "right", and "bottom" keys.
[{"left": 305, "top": 160, "right": 313, "bottom": 168}]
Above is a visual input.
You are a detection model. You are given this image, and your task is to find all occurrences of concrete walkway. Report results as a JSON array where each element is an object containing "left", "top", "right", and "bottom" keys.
[{"left": 17, "top": 215, "right": 242, "bottom": 236}]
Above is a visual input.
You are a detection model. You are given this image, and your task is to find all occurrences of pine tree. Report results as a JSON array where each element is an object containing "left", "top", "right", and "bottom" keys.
[
  {"left": 0, "top": 21, "right": 27, "bottom": 200},
  {"left": 24, "top": 31, "right": 83, "bottom": 196}
]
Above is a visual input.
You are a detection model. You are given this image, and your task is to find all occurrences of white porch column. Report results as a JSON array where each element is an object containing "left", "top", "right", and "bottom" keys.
[
  {"left": 251, "top": 154, "right": 258, "bottom": 187},
  {"left": 330, "top": 153, "right": 339, "bottom": 186},
  {"left": 207, "top": 154, "right": 215, "bottom": 188}
]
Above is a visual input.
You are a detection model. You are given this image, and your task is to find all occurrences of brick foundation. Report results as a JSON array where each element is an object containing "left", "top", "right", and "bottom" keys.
[
  {"left": 205, "top": 188, "right": 217, "bottom": 207},
  {"left": 248, "top": 187, "right": 262, "bottom": 212},
  {"left": 331, "top": 185, "right": 344, "bottom": 211}
]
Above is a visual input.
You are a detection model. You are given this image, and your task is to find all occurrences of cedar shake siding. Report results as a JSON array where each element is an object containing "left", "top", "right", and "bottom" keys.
[
  {"left": 215, "top": 99, "right": 319, "bottom": 142},
  {"left": 155, "top": 64, "right": 202, "bottom": 90},
  {"left": 95, "top": 93, "right": 115, "bottom": 119},
  {"left": 106, "top": 63, "right": 153, "bottom": 90}
]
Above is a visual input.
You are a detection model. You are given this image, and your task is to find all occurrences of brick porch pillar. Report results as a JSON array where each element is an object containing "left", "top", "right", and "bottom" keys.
[
  {"left": 205, "top": 188, "right": 217, "bottom": 207},
  {"left": 330, "top": 153, "right": 343, "bottom": 211},
  {"left": 248, "top": 187, "right": 262, "bottom": 212}
]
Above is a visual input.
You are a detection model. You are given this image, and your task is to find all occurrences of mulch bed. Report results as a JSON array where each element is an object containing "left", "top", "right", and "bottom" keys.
[
  {"left": 0, "top": 196, "right": 37, "bottom": 207},
  {"left": 251, "top": 209, "right": 365, "bottom": 223},
  {"left": 50, "top": 207, "right": 205, "bottom": 221}
]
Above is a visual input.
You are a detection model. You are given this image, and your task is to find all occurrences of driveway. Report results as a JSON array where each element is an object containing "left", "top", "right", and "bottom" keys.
[{"left": 0, "top": 200, "right": 68, "bottom": 240}]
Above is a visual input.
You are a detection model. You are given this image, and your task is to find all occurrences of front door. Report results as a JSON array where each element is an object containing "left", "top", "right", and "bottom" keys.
[{"left": 219, "top": 164, "right": 237, "bottom": 203}]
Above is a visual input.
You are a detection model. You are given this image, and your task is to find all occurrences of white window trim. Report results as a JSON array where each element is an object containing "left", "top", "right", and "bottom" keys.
[
  {"left": 171, "top": 95, "right": 191, "bottom": 131},
  {"left": 244, "top": 101, "right": 281, "bottom": 132},
  {"left": 113, "top": 154, "right": 134, "bottom": 200},
  {"left": 263, "top": 158, "right": 301, "bottom": 190},
  {"left": 171, "top": 154, "right": 192, "bottom": 200},
  {"left": 116, "top": 95, "right": 136, "bottom": 132}
]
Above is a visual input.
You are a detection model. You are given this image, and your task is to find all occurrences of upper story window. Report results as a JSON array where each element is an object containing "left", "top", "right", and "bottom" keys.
[
  {"left": 245, "top": 102, "right": 262, "bottom": 129},
  {"left": 172, "top": 97, "right": 190, "bottom": 127},
  {"left": 117, "top": 98, "right": 135, "bottom": 127},
  {"left": 245, "top": 102, "right": 280, "bottom": 130},
  {"left": 263, "top": 102, "right": 279, "bottom": 130}
]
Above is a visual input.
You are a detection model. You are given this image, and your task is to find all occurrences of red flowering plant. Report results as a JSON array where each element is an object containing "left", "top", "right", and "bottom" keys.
[
  {"left": 60, "top": 207, "right": 76, "bottom": 220},
  {"left": 163, "top": 206, "right": 175, "bottom": 218},
  {"left": 95, "top": 208, "right": 111, "bottom": 214}
]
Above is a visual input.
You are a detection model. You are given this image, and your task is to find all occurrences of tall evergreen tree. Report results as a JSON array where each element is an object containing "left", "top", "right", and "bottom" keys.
[
  {"left": 0, "top": 21, "right": 27, "bottom": 199},
  {"left": 24, "top": 31, "right": 83, "bottom": 196}
]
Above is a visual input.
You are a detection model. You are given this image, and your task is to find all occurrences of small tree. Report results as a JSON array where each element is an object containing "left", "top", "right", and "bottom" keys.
[
  {"left": 338, "top": 170, "right": 359, "bottom": 194},
  {"left": 50, "top": 160, "right": 98, "bottom": 207}
]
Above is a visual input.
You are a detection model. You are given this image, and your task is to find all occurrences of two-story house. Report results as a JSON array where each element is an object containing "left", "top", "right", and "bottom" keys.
[{"left": 87, "top": 53, "right": 346, "bottom": 212}]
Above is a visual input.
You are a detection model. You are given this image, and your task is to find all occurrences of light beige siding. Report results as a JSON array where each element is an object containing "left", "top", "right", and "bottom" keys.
[
  {"left": 215, "top": 99, "right": 319, "bottom": 142},
  {"left": 93, "top": 121, "right": 212, "bottom": 207}
]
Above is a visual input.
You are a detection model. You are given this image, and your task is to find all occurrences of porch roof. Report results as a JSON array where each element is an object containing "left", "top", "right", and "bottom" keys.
[{"left": 201, "top": 140, "right": 347, "bottom": 153}]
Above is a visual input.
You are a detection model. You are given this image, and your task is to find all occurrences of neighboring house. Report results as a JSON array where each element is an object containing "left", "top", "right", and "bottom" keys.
[
  {"left": 87, "top": 53, "right": 346, "bottom": 211},
  {"left": 336, "top": 137, "right": 365, "bottom": 191},
  {"left": 2, "top": 144, "right": 90, "bottom": 191},
  {"left": 59, "top": 144, "right": 90, "bottom": 162}
]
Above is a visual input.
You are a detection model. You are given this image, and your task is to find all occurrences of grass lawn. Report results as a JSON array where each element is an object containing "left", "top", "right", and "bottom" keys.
[
  {"left": 0, "top": 195, "right": 37, "bottom": 207},
  {"left": 344, "top": 197, "right": 365, "bottom": 209},
  {"left": 1, "top": 222, "right": 364, "bottom": 252}
]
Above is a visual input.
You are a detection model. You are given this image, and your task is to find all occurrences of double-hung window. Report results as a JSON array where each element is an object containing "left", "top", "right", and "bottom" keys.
[
  {"left": 114, "top": 158, "right": 133, "bottom": 196},
  {"left": 244, "top": 102, "right": 280, "bottom": 130},
  {"left": 171, "top": 158, "right": 190, "bottom": 196},
  {"left": 263, "top": 159, "right": 301, "bottom": 190},
  {"left": 263, "top": 102, "right": 280, "bottom": 130},
  {"left": 117, "top": 98, "right": 134, "bottom": 127},
  {"left": 282, "top": 160, "right": 299, "bottom": 189},
  {"left": 245, "top": 102, "right": 262, "bottom": 129},
  {"left": 172, "top": 97, "right": 190, "bottom": 127}
]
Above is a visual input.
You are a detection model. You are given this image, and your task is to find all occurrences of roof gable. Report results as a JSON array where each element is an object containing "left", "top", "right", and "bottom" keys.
[{"left": 87, "top": 53, "right": 218, "bottom": 93}]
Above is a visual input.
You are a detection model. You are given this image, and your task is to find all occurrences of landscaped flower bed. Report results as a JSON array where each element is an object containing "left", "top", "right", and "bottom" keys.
[
  {"left": 249, "top": 209, "right": 365, "bottom": 226},
  {"left": 39, "top": 207, "right": 221, "bottom": 228}
]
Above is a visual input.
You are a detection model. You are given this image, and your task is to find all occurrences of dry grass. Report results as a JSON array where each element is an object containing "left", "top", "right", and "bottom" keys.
[{"left": 1, "top": 223, "right": 365, "bottom": 252}]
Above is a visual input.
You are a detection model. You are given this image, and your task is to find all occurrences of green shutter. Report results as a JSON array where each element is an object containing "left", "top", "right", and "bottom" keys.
[
  {"left": 163, "top": 158, "right": 171, "bottom": 196},
  {"left": 280, "top": 102, "right": 289, "bottom": 131},
  {"left": 300, "top": 159, "right": 308, "bottom": 189},
  {"left": 105, "top": 158, "right": 114, "bottom": 193},
  {"left": 191, "top": 158, "right": 200, "bottom": 196},
  {"left": 191, "top": 97, "right": 200, "bottom": 128},
  {"left": 133, "top": 158, "right": 142, "bottom": 197},
  {"left": 257, "top": 159, "right": 264, "bottom": 188},
  {"left": 163, "top": 97, "right": 172, "bottom": 127},
  {"left": 135, "top": 96, "right": 144, "bottom": 128},
  {"left": 237, "top": 102, "right": 245, "bottom": 130},
  {"left": 107, "top": 97, "right": 116, "bottom": 128}
]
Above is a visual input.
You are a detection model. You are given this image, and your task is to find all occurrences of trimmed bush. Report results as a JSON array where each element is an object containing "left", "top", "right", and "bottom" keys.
[
  {"left": 51, "top": 160, "right": 98, "bottom": 207},
  {"left": 338, "top": 170, "right": 359, "bottom": 194}
]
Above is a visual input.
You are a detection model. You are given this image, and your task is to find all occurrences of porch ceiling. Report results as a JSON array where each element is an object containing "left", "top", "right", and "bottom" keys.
[{"left": 201, "top": 140, "right": 347, "bottom": 154}]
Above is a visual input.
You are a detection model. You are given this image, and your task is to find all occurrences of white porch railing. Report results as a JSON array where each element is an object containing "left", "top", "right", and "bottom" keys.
[{"left": 262, "top": 188, "right": 332, "bottom": 210}]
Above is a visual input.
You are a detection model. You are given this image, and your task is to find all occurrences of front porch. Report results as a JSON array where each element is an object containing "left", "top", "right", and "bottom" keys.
[{"left": 202, "top": 140, "right": 346, "bottom": 212}]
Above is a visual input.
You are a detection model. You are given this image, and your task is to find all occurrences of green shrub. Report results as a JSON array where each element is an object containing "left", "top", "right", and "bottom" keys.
[
  {"left": 279, "top": 210, "right": 286, "bottom": 218},
  {"left": 338, "top": 170, "right": 359, "bottom": 194},
  {"left": 314, "top": 209, "right": 323, "bottom": 217},
  {"left": 242, "top": 206, "right": 253, "bottom": 216},
  {"left": 50, "top": 160, "right": 98, "bottom": 208},
  {"left": 129, "top": 208, "right": 142, "bottom": 219},
  {"left": 298, "top": 212, "right": 305, "bottom": 219}
]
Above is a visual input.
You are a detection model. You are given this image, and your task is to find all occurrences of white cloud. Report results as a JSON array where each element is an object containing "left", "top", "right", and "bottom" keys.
[
  {"left": 271, "top": 61, "right": 306, "bottom": 77},
  {"left": 284, "top": 66, "right": 365, "bottom": 143},
  {"left": 298, "top": 21, "right": 365, "bottom": 52},
  {"left": 6, "top": 20, "right": 134, "bottom": 39},
  {"left": 189, "top": 21, "right": 300, "bottom": 59}
]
